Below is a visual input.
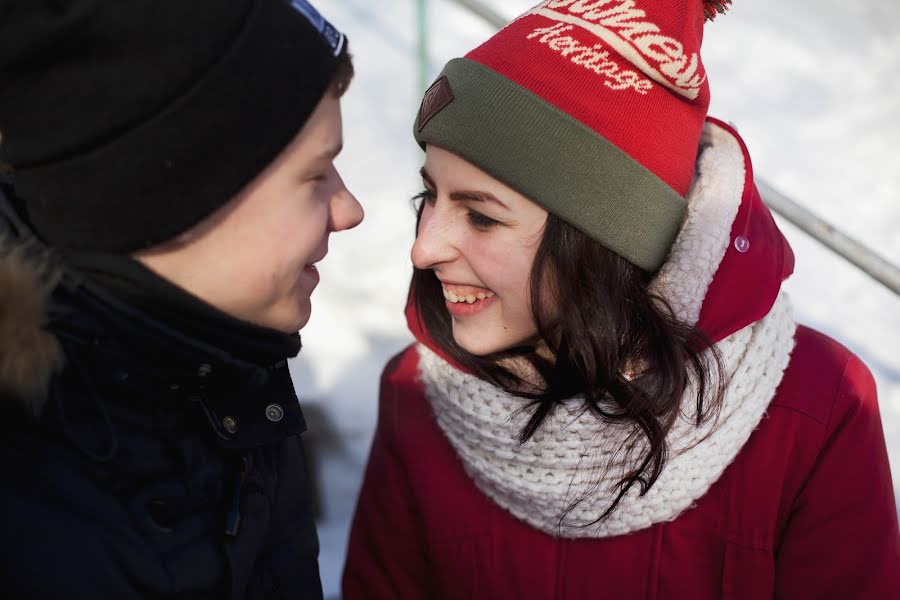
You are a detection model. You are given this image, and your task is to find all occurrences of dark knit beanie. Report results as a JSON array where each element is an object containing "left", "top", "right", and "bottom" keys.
[
  {"left": 416, "top": 0, "right": 733, "bottom": 272},
  {"left": 0, "top": 0, "right": 347, "bottom": 252}
]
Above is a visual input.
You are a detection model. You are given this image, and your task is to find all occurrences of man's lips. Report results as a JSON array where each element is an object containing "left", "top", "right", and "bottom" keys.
[{"left": 304, "top": 252, "right": 328, "bottom": 272}]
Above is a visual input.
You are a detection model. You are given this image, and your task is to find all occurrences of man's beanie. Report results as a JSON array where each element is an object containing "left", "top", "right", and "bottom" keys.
[
  {"left": 0, "top": 0, "right": 348, "bottom": 252},
  {"left": 415, "top": 0, "right": 732, "bottom": 272}
]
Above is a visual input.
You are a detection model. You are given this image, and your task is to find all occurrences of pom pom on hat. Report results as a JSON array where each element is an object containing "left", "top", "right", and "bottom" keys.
[{"left": 704, "top": 0, "right": 733, "bottom": 22}]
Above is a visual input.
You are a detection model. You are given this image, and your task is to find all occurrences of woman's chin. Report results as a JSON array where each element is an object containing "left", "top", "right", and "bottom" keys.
[
  {"left": 451, "top": 326, "right": 533, "bottom": 357},
  {"left": 451, "top": 329, "right": 495, "bottom": 356}
]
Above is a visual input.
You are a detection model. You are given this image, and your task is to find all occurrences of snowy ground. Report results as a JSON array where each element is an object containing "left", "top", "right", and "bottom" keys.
[{"left": 293, "top": 1, "right": 900, "bottom": 597}]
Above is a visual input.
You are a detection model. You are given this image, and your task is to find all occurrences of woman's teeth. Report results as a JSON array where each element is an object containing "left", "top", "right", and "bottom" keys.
[{"left": 442, "top": 286, "right": 495, "bottom": 304}]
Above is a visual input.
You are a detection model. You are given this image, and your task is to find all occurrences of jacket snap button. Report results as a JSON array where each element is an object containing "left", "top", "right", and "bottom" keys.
[
  {"left": 265, "top": 403, "right": 284, "bottom": 422},
  {"left": 222, "top": 416, "right": 239, "bottom": 434},
  {"left": 734, "top": 235, "right": 750, "bottom": 253},
  {"left": 198, "top": 363, "right": 213, "bottom": 377}
]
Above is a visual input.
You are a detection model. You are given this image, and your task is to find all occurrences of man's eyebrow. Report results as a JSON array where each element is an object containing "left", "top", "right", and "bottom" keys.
[{"left": 418, "top": 167, "right": 508, "bottom": 209}]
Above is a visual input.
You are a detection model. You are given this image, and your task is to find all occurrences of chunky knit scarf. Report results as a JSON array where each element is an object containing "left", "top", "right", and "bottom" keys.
[{"left": 417, "top": 123, "right": 798, "bottom": 538}]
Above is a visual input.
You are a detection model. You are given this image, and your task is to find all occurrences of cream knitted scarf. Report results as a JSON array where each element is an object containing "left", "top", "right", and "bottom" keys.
[{"left": 417, "top": 123, "right": 798, "bottom": 538}]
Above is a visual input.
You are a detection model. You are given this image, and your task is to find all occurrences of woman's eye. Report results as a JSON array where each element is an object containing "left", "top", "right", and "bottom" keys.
[
  {"left": 467, "top": 210, "right": 500, "bottom": 229},
  {"left": 412, "top": 189, "right": 437, "bottom": 205}
]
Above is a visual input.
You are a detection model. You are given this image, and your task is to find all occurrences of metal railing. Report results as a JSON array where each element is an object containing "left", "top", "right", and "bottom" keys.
[
  {"left": 418, "top": 0, "right": 900, "bottom": 297},
  {"left": 756, "top": 181, "right": 900, "bottom": 296}
]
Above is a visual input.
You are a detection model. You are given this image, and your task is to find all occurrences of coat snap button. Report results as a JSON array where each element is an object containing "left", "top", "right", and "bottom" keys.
[
  {"left": 198, "top": 363, "right": 213, "bottom": 377},
  {"left": 734, "top": 235, "right": 750, "bottom": 253},
  {"left": 222, "top": 416, "right": 239, "bottom": 434},
  {"left": 265, "top": 403, "right": 284, "bottom": 422}
]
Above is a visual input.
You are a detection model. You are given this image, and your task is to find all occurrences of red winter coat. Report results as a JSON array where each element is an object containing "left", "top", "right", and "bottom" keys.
[{"left": 343, "top": 121, "right": 900, "bottom": 599}]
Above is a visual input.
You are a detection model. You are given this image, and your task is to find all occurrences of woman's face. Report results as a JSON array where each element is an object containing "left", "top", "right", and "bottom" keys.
[{"left": 411, "top": 146, "right": 549, "bottom": 356}]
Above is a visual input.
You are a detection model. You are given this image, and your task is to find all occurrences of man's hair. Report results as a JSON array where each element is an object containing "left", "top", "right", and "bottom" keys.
[{"left": 329, "top": 51, "right": 354, "bottom": 97}]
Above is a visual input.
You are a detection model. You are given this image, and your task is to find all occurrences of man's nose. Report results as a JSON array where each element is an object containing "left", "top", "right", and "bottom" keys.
[{"left": 330, "top": 168, "right": 364, "bottom": 232}]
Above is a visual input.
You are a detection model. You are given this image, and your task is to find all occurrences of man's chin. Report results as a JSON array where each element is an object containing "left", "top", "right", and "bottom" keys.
[{"left": 292, "top": 301, "right": 313, "bottom": 332}]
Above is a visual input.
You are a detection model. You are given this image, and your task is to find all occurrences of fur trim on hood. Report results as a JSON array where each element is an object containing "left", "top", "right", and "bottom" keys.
[{"left": 0, "top": 232, "right": 64, "bottom": 414}]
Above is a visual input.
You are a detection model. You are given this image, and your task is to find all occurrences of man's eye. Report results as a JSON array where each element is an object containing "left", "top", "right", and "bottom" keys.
[{"left": 467, "top": 210, "right": 499, "bottom": 229}]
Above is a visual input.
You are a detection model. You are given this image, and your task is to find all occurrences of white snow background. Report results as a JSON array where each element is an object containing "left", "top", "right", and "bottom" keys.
[{"left": 292, "top": 1, "right": 900, "bottom": 597}]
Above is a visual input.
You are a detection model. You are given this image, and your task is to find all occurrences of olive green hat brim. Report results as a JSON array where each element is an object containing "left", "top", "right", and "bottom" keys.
[{"left": 415, "top": 58, "right": 686, "bottom": 272}]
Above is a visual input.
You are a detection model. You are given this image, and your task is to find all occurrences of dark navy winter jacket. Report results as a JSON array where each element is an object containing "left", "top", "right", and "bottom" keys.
[{"left": 0, "top": 190, "right": 323, "bottom": 599}]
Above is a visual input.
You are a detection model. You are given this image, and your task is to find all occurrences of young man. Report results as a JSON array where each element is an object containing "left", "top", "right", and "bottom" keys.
[{"left": 0, "top": 1, "right": 362, "bottom": 597}]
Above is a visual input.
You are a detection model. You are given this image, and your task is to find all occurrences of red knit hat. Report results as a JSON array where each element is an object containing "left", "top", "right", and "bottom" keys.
[{"left": 415, "top": 0, "right": 731, "bottom": 271}]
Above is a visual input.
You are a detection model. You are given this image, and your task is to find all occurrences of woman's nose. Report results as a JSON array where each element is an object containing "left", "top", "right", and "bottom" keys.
[{"left": 410, "top": 203, "right": 457, "bottom": 270}]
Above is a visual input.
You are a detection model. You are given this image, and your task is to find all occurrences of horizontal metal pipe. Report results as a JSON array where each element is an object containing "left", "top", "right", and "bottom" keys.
[{"left": 757, "top": 179, "right": 900, "bottom": 296}]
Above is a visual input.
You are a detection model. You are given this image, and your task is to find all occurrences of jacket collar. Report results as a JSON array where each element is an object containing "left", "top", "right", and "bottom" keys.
[{"left": 50, "top": 276, "right": 307, "bottom": 448}]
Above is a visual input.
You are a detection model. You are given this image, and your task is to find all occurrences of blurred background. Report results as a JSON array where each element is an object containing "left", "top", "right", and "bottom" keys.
[{"left": 292, "top": 1, "right": 900, "bottom": 597}]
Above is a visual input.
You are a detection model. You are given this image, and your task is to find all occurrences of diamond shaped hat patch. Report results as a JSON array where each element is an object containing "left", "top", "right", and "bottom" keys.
[{"left": 417, "top": 76, "right": 455, "bottom": 132}]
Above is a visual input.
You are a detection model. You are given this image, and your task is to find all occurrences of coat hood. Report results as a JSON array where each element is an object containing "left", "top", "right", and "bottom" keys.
[
  {"left": 407, "top": 118, "right": 794, "bottom": 356},
  {"left": 410, "top": 119, "right": 802, "bottom": 537}
]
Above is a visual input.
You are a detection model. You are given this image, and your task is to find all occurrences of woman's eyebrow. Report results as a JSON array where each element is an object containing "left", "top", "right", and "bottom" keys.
[
  {"left": 419, "top": 167, "right": 508, "bottom": 209},
  {"left": 449, "top": 190, "right": 508, "bottom": 210}
]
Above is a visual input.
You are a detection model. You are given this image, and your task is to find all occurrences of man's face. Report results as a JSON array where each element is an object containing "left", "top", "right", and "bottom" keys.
[{"left": 135, "top": 93, "right": 364, "bottom": 332}]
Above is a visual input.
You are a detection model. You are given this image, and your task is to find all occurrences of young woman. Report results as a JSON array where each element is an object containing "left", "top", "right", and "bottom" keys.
[{"left": 344, "top": 1, "right": 900, "bottom": 598}]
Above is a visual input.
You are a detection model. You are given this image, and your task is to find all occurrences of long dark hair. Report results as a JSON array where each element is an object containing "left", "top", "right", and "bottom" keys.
[{"left": 411, "top": 207, "right": 726, "bottom": 525}]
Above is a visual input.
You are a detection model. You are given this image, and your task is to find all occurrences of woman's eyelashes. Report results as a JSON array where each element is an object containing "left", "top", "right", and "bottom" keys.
[
  {"left": 413, "top": 189, "right": 437, "bottom": 205},
  {"left": 466, "top": 209, "right": 500, "bottom": 229},
  {"left": 412, "top": 188, "right": 501, "bottom": 229}
]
